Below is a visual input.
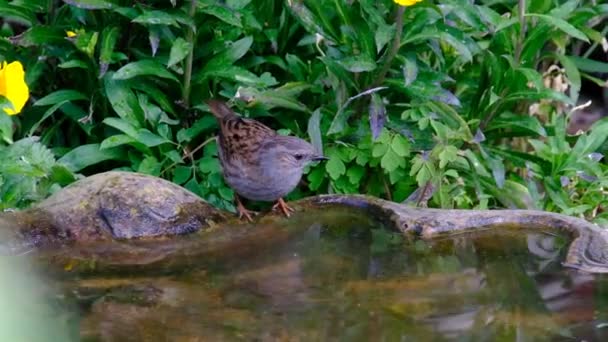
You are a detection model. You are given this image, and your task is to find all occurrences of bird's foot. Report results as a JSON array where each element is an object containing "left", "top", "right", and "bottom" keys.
[
  {"left": 272, "top": 198, "right": 295, "bottom": 218},
  {"left": 235, "top": 196, "right": 256, "bottom": 222}
]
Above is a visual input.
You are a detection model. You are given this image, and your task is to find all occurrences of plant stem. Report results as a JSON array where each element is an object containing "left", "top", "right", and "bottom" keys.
[
  {"left": 182, "top": 0, "right": 197, "bottom": 108},
  {"left": 373, "top": 6, "right": 405, "bottom": 87},
  {"left": 514, "top": 0, "right": 526, "bottom": 65}
]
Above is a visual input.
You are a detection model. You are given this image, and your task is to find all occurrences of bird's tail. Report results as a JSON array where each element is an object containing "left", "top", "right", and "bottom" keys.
[{"left": 207, "top": 99, "right": 237, "bottom": 119}]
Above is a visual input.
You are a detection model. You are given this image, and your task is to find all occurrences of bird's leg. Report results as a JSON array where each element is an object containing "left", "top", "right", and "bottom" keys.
[
  {"left": 235, "top": 195, "right": 255, "bottom": 222},
  {"left": 272, "top": 198, "right": 295, "bottom": 218}
]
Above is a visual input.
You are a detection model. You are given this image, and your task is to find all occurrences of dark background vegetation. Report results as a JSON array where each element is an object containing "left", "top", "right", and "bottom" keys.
[{"left": 0, "top": 0, "right": 607, "bottom": 223}]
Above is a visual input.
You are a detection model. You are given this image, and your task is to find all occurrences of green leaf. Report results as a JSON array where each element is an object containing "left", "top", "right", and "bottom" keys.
[
  {"left": 134, "top": 129, "right": 170, "bottom": 147},
  {"left": 375, "top": 23, "right": 395, "bottom": 53},
  {"left": 224, "top": 36, "right": 253, "bottom": 62},
  {"left": 439, "top": 31, "right": 473, "bottom": 62},
  {"left": 199, "top": 156, "right": 221, "bottom": 173},
  {"left": 235, "top": 86, "right": 308, "bottom": 112},
  {"left": 173, "top": 166, "right": 192, "bottom": 185},
  {"left": 200, "top": 65, "right": 277, "bottom": 87},
  {"left": 137, "top": 155, "right": 161, "bottom": 176},
  {"left": 439, "top": 145, "right": 458, "bottom": 169},
  {"left": 9, "top": 26, "right": 65, "bottom": 47},
  {"left": 570, "top": 56, "right": 608, "bottom": 73},
  {"left": 285, "top": 0, "right": 336, "bottom": 43},
  {"left": 63, "top": 0, "right": 117, "bottom": 10},
  {"left": 200, "top": 4, "right": 242, "bottom": 27},
  {"left": 104, "top": 72, "right": 144, "bottom": 125},
  {"left": 372, "top": 143, "right": 388, "bottom": 158},
  {"left": 73, "top": 31, "right": 99, "bottom": 57},
  {"left": 0, "top": 3, "right": 36, "bottom": 26},
  {"left": 58, "top": 60, "right": 88, "bottom": 69},
  {"left": 381, "top": 148, "right": 401, "bottom": 172},
  {"left": 307, "top": 167, "right": 325, "bottom": 191},
  {"left": 103, "top": 117, "right": 138, "bottom": 137},
  {"left": 307, "top": 108, "right": 323, "bottom": 155},
  {"left": 58, "top": 144, "right": 125, "bottom": 172},
  {"left": 391, "top": 135, "right": 410, "bottom": 157},
  {"left": 99, "top": 26, "right": 120, "bottom": 71},
  {"left": 100, "top": 134, "right": 136, "bottom": 149},
  {"left": 114, "top": 60, "right": 179, "bottom": 83},
  {"left": 526, "top": 14, "right": 589, "bottom": 43},
  {"left": 34, "top": 90, "right": 87, "bottom": 106},
  {"left": 133, "top": 10, "right": 179, "bottom": 26},
  {"left": 338, "top": 55, "right": 377, "bottom": 73},
  {"left": 168, "top": 37, "right": 191, "bottom": 68},
  {"left": 0, "top": 112, "right": 13, "bottom": 144},
  {"left": 326, "top": 155, "right": 346, "bottom": 180},
  {"left": 346, "top": 165, "right": 366, "bottom": 185}
]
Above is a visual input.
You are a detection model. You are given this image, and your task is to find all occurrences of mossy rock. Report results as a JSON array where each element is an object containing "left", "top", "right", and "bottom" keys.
[{"left": 0, "top": 171, "right": 229, "bottom": 253}]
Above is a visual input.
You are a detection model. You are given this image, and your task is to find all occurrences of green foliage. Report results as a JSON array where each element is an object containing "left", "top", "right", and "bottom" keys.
[{"left": 0, "top": 0, "right": 607, "bottom": 223}]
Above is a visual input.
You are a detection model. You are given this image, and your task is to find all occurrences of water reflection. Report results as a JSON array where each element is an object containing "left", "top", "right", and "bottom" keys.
[{"left": 20, "top": 208, "right": 608, "bottom": 340}]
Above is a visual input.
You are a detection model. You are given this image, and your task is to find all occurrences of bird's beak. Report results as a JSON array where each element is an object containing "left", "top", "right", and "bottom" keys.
[{"left": 312, "top": 155, "right": 329, "bottom": 161}]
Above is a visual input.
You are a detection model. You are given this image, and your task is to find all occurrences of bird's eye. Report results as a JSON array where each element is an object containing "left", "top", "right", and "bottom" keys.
[{"left": 294, "top": 154, "right": 304, "bottom": 161}]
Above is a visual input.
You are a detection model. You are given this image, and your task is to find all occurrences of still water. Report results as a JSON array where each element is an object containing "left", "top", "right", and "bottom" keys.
[{"left": 8, "top": 207, "right": 608, "bottom": 341}]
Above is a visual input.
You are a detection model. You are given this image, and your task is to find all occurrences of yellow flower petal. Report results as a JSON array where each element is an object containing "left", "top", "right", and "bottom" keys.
[
  {"left": 0, "top": 61, "right": 29, "bottom": 115},
  {"left": 394, "top": 0, "right": 423, "bottom": 6},
  {"left": 66, "top": 30, "right": 77, "bottom": 38}
]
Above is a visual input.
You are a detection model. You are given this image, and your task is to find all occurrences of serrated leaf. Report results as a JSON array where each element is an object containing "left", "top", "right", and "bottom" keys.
[
  {"left": 391, "top": 135, "right": 410, "bottom": 157},
  {"left": 137, "top": 155, "right": 161, "bottom": 175},
  {"left": 346, "top": 165, "right": 365, "bottom": 185},
  {"left": 438, "top": 145, "right": 458, "bottom": 169},
  {"left": 381, "top": 148, "right": 401, "bottom": 172},
  {"left": 372, "top": 143, "right": 388, "bottom": 158},
  {"left": 326, "top": 155, "right": 346, "bottom": 180}
]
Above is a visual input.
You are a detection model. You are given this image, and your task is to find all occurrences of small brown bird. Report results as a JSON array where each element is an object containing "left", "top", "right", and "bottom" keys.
[{"left": 207, "top": 99, "right": 327, "bottom": 221}]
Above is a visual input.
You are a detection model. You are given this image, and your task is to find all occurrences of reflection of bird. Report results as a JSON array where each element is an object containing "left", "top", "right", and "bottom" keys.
[{"left": 207, "top": 100, "right": 327, "bottom": 221}]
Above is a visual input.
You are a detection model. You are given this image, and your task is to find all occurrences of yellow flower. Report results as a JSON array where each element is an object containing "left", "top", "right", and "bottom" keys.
[
  {"left": 394, "top": 0, "right": 423, "bottom": 6},
  {"left": 0, "top": 61, "right": 29, "bottom": 115},
  {"left": 66, "top": 30, "right": 77, "bottom": 38}
]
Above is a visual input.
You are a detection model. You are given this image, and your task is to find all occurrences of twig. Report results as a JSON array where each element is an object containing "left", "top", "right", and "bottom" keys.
[
  {"left": 181, "top": 0, "right": 197, "bottom": 108},
  {"left": 373, "top": 6, "right": 405, "bottom": 87},
  {"left": 514, "top": 0, "right": 526, "bottom": 65}
]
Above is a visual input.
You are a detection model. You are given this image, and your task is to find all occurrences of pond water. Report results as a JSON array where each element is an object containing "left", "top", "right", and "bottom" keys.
[{"left": 7, "top": 207, "right": 608, "bottom": 341}]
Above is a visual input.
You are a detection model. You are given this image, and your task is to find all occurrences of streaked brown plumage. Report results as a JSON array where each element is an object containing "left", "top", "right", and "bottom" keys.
[{"left": 207, "top": 99, "right": 326, "bottom": 221}]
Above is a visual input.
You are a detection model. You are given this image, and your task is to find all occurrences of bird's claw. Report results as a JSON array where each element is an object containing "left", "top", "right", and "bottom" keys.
[{"left": 272, "top": 198, "right": 295, "bottom": 218}]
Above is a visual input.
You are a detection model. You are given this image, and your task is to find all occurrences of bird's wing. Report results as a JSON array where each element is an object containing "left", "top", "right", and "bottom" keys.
[{"left": 218, "top": 116, "right": 275, "bottom": 163}]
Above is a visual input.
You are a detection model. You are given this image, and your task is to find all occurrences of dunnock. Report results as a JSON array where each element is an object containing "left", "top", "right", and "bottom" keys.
[{"left": 207, "top": 100, "right": 327, "bottom": 221}]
